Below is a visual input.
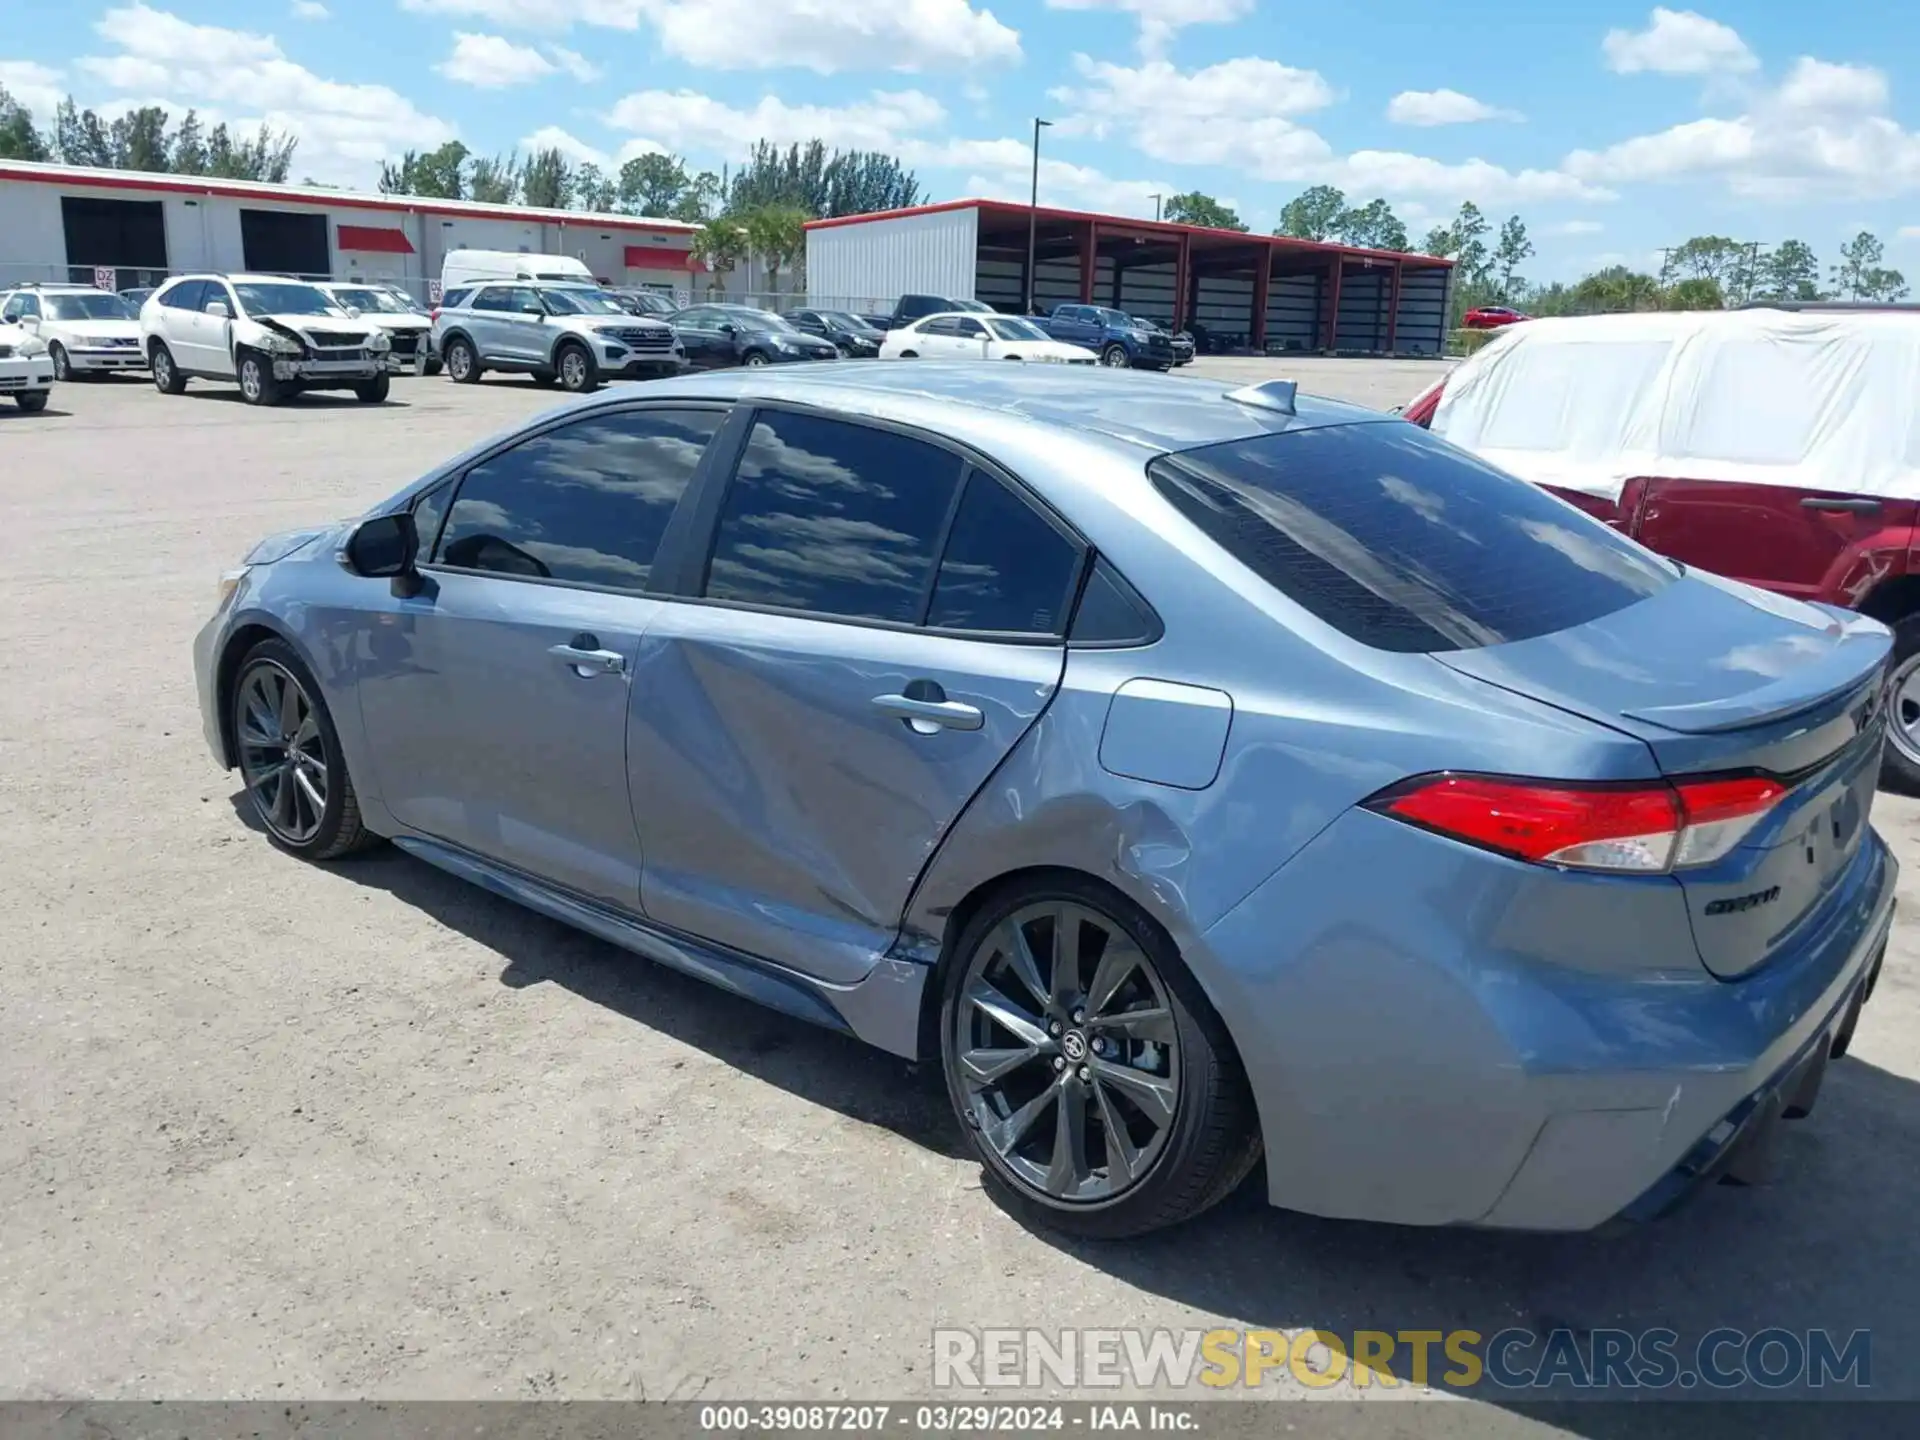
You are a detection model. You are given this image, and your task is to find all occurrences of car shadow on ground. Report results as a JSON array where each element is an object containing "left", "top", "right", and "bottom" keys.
[
  {"left": 181, "top": 389, "right": 409, "bottom": 408},
  {"left": 250, "top": 810, "right": 1920, "bottom": 1424},
  {"left": 0, "top": 405, "right": 70, "bottom": 419}
]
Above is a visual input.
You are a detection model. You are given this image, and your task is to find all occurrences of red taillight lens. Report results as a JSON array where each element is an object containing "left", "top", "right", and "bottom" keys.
[
  {"left": 1368, "top": 772, "right": 1787, "bottom": 873},
  {"left": 429, "top": 307, "right": 440, "bottom": 322}
]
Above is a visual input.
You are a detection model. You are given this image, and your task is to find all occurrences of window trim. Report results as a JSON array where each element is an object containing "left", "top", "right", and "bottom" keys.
[
  {"left": 412, "top": 399, "right": 737, "bottom": 599},
  {"left": 682, "top": 401, "right": 1096, "bottom": 645}
]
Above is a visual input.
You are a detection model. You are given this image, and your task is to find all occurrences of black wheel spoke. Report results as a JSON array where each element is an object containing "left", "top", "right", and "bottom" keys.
[
  {"left": 1050, "top": 907, "right": 1084, "bottom": 1009},
  {"left": 1093, "top": 1005, "right": 1175, "bottom": 1044},
  {"left": 1045, "top": 1078, "right": 1091, "bottom": 1195},
  {"left": 1089, "top": 1055, "right": 1176, "bottom": 1125},
  {"left": 993, "top": 920, "right": 1050, "bottom": 1012},
  {"left": 1085, "top": 937, "right": 1143, "bottom": 1018},
  {"left": 967, "top": 983, "right": 1051, "bottom": 1051}
]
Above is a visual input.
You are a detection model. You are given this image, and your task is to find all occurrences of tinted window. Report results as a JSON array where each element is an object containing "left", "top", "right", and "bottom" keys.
[
  {"left": 954, "top": 318, "right": 986, "bottom": 338},
  {"left": 434, "top": 409, "right": 723, "bottom": 591},
  {"left": 411, "top": 482, "right": 452, "bottom": 558},
  {"left": 160, "top": 281, "right": 205, "bottom": 311},
  {"left": 705, "top": 411, "right": 964, "bottom": 623},
  {"left": 921, "top": 317, "right": 959, "bottom": 336},
  {"left": 471, "top": 286, "right": 513, "bottom": 312},
  {"left": 204, "top": 284, "right": 236, "bottom": 313},
  {"left": 441, "top": 287, "right": 473, "bottom": 309},
  {"left": 1, "top": 295, "right": 21, "bottom": 321},
  {"left": 928, "top": 474, "right": 1081, "bottom": 635},
  {"left": 1148, "top": 422, "right": 1675, "bottom": 654},
  {"left": 1070, "top": 559, "right": 1159, "bottom": 645}
]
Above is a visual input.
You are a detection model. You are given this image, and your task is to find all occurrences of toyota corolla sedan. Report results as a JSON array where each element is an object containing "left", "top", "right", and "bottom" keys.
[{"left": 194, "top": 364, "right": 1896, "bottom": 1238}]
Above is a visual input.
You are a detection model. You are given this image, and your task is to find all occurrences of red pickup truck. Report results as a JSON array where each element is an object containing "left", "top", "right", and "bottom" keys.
[{"left": 1404, "top": 310, "right": 1920, "bottom": 785}]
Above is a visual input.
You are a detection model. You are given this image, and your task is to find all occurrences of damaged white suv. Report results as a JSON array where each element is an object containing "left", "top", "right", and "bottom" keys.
[{"left": 140, "top": 274, "right": 393, "bottom": 406}]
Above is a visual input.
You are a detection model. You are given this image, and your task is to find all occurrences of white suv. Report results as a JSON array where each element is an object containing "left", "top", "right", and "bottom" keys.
[
  {"left": 316, "top": 282, "right": 438, "bottom": 376},
  {"left": 0, "top": 283, "right": 146, "bottom": 380},
  {"left": 140, "top": 274, "right": 393, "bottom": 405}
]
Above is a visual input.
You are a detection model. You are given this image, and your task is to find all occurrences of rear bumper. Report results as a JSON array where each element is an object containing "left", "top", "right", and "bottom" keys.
[{"left": 1199, "top": 806, "right": 1899, "bottom": 1231}]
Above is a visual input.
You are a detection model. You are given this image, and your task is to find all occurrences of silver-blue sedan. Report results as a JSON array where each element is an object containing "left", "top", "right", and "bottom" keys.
[{"left": 194, "top": 363, "right": 1896, "bottom": 1237}]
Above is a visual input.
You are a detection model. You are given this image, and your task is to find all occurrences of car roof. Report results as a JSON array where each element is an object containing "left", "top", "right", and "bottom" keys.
[{"left": 566, "top": 360, "right": 1384, "bottom": 457}]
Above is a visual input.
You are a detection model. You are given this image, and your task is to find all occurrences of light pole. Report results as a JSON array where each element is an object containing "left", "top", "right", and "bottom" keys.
[
  {"left": 1026, "top": 116, "right": 1051, "bottom": 314},
  {"left": 1150, "top": 193, "right": 1163, "bottom": 222}
]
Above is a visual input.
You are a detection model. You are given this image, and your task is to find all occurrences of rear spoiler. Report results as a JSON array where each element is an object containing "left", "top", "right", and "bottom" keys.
[{"left": 1622, "top": 625, "right": 1891, "bottom": 734}]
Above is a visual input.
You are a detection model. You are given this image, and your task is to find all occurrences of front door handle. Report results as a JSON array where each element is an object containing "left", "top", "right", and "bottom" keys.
[
  {"left": 1801, "top": 496, "right": 1881, "bottom": 515},
  {"left": 549, "top": 633, "right": 626, "bottom": 677},
  {"left": 872, "top": 692, "right": 984, "bottom": 733}
]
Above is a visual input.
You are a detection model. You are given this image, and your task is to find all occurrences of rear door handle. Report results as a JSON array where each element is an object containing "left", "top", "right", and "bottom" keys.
[
  {"left": 1801, "top": 496, "right": 1882, "bottom": 514},
  {"left": 549, "top": 633, "right": 626, "bottom": 677},
  {"left": 872, "top": 693, "right": 984, "bottom": 733}
]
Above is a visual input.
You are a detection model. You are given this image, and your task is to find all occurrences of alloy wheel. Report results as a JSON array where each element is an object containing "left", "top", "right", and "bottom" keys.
[
  {"left": 239, "top": 358, "right": 264, "bottom": 403},
  {"left": 152, "top": 350, "right": 172, "bottom": 389},
  {"left": 952, "top": 901, "right": 1180, "bottom": 1204},
  {"left": 1102, "top": 345, "right": 1129, "bottom": 368},
  {"left": 1887, "top": 653, "right": 1920, "bottom": 770},
  {"left": 236, "top": 662, "right": 330, "bottom": 845},
  {"left": 51, "top": 344, "right": 70, "bottom": 382},
  {"left": 561, "top": 348, "right": 589, "bottom": 389},
  {"left": 743, "top": 352, "right": 770, "bottom": 366},
  {"left": 447, "top": 343, "right": 472, "bottom": 381}
]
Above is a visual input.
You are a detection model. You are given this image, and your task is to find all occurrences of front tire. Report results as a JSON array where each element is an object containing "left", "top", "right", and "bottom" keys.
[
  {"left": 353, "top": 372, "right": 390, "bottom": 404},
  {"left": 421, "top": 358, "right": 442, "bottom": 377},
  {"left": 15, "top": 391, "right": 48, "bottom": 412},
  {"left": 50, "top": 343, "right": 71, "bottom": 382},
  {"left": 1100, "top": 343, "right": 1130, "bottom": 369},
  {"left": 555, "top": 341, "right": 598, "bottom": 392},
  {"left": 939, "top": 876, "right": 1261, "bottom": 1239},
  {"left": 741, "top": 349, "right": 772, "bottom": 367},
  {"left": 1881, "top": 615, "right": 1920, "bottom": 792},
  {"left": 230, "top": 639, "right": 377, "bottom": 861},
  {"left": 444, "top": 336, "right": 481, "bottom": 384},
  {"left": 237, "top": 350, "right": 279, "bottom": 406},
  {"left": 150, "top": 341, "right": 187, "bottom": 395}
]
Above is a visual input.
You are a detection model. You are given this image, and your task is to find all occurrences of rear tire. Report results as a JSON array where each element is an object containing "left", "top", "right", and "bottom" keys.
[
  {"left": 150, "top": 341, "right": 187, "bottom": 395},
  {"left": 50, "top": 343, "right": 71, "bottom": 382},
  {"left": 1880, "top": 615, "right": 1920, "bottom": 792},
  {"left": 938, "top": 874, "right": 1261, "bottom": 1239},
  {"left": 15, "top": 391, "right": 48, "bottom": 412},
  {"left": 421, "top": 358, "right": 443, "bottom": 377},
  {"left": 444, "top": 336, "right": 481, "bottom": 384}
]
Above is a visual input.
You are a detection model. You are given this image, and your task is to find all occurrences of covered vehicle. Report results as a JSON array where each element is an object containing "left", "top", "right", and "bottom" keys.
[
  {"left": 879, "top": 312, "right": 1097, "bottom": 363},
  {"left": 1403, "top": 309, "right": 1920, "bottom": 786}
]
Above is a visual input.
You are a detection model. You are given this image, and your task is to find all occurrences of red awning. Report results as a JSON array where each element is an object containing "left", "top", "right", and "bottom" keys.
[
  {"left": 337, "top": 224, "right": 415, "bottom": 254},
  {"left": 626, "top": 244, "right": 704, "bottom": 273}
]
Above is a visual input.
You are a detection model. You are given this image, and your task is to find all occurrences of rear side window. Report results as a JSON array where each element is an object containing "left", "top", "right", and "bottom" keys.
[
  {"left": 440, "top": 287, "right": 472, "bottom": 309},
  {"left": 927, "top": 473, "right": 1082, "bottom": 635},
  {"left": 434, "top": 408, "right": 723, "bottom": 591},
  {"left": 705, "top": 411, "right": 964, "bottom": 623},
  {"left": 1149, "top": 422, "right": 1675, "bottom": 653}
]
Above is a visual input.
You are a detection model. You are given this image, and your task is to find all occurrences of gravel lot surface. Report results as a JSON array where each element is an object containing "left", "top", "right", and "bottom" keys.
[{"left": 3, "top": 360, "right": 1916, "bottom": 1436}]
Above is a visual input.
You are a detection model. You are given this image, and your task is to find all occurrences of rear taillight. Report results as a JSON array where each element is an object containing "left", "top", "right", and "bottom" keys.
[
  {"left": 1366, "top": 772, "right": 1787, "bottom": 873},
  {"left": 429, "top": 307, "right": 440, "bottom": 322}
]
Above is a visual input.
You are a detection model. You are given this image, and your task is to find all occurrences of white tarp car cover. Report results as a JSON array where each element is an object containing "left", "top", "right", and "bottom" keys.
[{"left": 1431, "top": 309, "right": 1920, "bottom": 505}]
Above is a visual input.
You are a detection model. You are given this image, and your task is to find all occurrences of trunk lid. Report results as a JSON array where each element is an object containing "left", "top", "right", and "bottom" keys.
[{"left": 1435, "top": 572, "right": 1890, "bottom": 979}]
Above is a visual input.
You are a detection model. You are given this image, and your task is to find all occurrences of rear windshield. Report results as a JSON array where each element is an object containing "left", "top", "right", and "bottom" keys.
[{"left": 1149, "top": 422, "right": 1676, "bottom": 653}]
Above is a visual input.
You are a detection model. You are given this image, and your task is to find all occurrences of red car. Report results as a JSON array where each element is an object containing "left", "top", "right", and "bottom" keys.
[
  {"left": 1461, "top": 305, "right": 1530, "bottom": 329},
  {"left": 1403, "top": 310, "right": 1920, "bottom": 786}
]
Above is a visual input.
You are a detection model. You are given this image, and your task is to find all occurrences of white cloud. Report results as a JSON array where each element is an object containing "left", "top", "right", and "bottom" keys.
[
  {"left": 1566, "top": 55, "right": 1920, "bottom": 199},
  {"left": 647, "top": 0, "right": 1020, "bottom": 74},
  {"left": 74, "top": 3, "right": 455, "bottom": 185},
  {"left": 0, "top": 60, "right": 66, "bottom": 120},
  {"left": 1900, "top": 226, "right": 1920, "bottom": 241},
  {"left": 1045, "top": 0, "right": 1252, "bottom": 60},
  {"left": 1544, "top": 219, "right": 1605, "bottom": 236},
  {"left": 1386, "top": 88, "right": 1522, "bottom": 126},
  {"left": 403, "top": 0, "right": 1019, "bottom": 71},
  {"left": 1051, "top": 53, "right": 1607, "bottom": 205},
  {"left": 520, "top": 125, "right": 612, "bottom": 169},
  {"left": 437, "top": 32, "right": 555, "bottom": 87},
  {"left": 289, "top": 0, "right": 329, "bottom": 17},
  {"left": 545, "top": 46, "right": 603, "bottom": 82},
  {"left": 606, "top": 88, "right": 946, "bottom": 156},
  {"left": 1602, "top": 8, "right": 1757, "bottom": 76}
]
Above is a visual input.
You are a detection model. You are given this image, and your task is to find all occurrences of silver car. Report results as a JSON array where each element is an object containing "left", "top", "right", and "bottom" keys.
[{"left": 195, "top": 364, "right": 1895, "bottom": 1237}]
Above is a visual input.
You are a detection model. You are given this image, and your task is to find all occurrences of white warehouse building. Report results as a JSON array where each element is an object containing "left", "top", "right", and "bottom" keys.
[{"left": 0, "top": 159, "right": 712, "bottom": 302}]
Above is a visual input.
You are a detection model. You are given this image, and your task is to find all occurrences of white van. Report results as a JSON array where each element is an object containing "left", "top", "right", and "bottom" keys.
[{"left": 440, "top": 250, "right": 596, "bottom": 294}]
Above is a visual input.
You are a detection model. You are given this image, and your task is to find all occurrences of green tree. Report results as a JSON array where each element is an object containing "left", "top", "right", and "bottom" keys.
[
  {"left": 521, "top": 147, "right": 573, "bottom": 209},
  {"left": 722, "top": 140, "right": 921, "bottom": 218},
  {"left": 1664, "top": 276, "right": 1726, "bottom": 310},
  {"left": 170, "top": 110, "right": 207, "bottom": 174},
  {"left": 1334, "top": 197, "right": 1408, "bottom": 252},
  {"left": 1162, "top": 191, "right": 1246, "bottom": 231},
  {"left": 672, "top": 170, "right": 722, "bottom": 224},
  {"left": 202, "top": 121, "right": 296, "bottom": 181},
  {"left": 1275, "top": 184, "right": 1346, "bottom": 241},
  {"left": 1492, "top": 214, "right": 1533, "bottom": 300},
  {"left": 741, "top": 204, "right": 808, "bottom": 294},
  {"left": 1447, "top": 203, "right": 1492, "bottom": 286},
  {"left": 572, "top": 162, "right": 618, "bottom": 213},
  {"left": 1664, "top": 235, "right": 1745, "bottom": 290},
  {"left": 55, "top": 98, "right": 112, "bottom": 168},
  {"left": 619, "top": 152, "right": 689, "bottom": 217},
  {"left": 108, "top": 106, "right": 171, "bottom": 172},
  {"left": 0, "top": 85, "right": 50, "bottom": 161},
  {"left": 819, "top": 149, "right": 920, "bottom": 216},
  {"left": 1755, "top": 239, "right": 1823, "bottom": 302},
  {"left": 379, "top": 141, "right": 469, "bottom": 199},
  {"left": 690, "top": 216, "right": 747, "bottom": 295},
  {"left": 467, "top": 153, "right": 520, "bottom": 204},
  {"left": 1831, "top": 231, "right": 1908, "bottom": 301},
  {"left": 1571, "top": 265, "right": 1663, "bottom": 314}
]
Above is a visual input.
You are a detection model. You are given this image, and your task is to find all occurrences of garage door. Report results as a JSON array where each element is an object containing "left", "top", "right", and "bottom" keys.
[
  {"left": 61, "top": 196, "right": 168, "bottom": 289},
  {"left": 240, "top": 210, "right": 331, "bottom": 278}
]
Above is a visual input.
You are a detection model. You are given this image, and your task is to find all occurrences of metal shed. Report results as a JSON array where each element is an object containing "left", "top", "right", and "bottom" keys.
[{"left": 805, "top": 200, "right": 1455, "bottom": 356}]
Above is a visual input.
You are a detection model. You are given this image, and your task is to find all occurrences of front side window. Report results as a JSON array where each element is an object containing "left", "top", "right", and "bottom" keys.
[
  {"left": 1149, "top": 421, "right": 1675, "bottom": 654},
  {"left": 986, "top": 318, "right": 1048, "bottom": 342},
  {"left": 0, "top": 295, "right": 23, "bottom": 322},
  {"left": 954, "top": 318, "right": 986, "bottom": 338},
  {"left": 927, "top": 473, "right": 1082, "bottom": 635},
  {"left": 160, "top": 280, "right": 206, "bottom": 312},
  {"left": 705, "top": 411, "right": 965, "bottom": 623},
  {"left": 433, "top": 409, "right": 725, "bottom": 591},
  {"left": 470, "top": 287, "right": 513, "bottom": 312}
]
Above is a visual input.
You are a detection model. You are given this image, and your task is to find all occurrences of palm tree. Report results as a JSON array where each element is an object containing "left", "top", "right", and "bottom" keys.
[
  {"left": 690, "top": 218, "right": 746, "bottom": 299},
  {"left": 741, "top": 205, "right": 808, "bottom": 299}
]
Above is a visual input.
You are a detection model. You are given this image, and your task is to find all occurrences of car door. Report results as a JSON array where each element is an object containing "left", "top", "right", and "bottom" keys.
[
  {"left": 672, "top": 308, "right": 725, "bottom": 369},
  {"left": 195, "top": 281, "right": 239, "bottom": 377},
  {"left": 490, "top": 285, "right": 548, "bottom": 364},
  {"left": 950, "top": 316, "right": 991, "bottom": 358},
  {"left": 353, "top": 403, "right": 730, "bottom": 906},
  {"left": 464, "top": 285, "right": 517, "bottom": 361},
  {"left": 627, "top": 406, "right": 1082, "bottom": 983}
]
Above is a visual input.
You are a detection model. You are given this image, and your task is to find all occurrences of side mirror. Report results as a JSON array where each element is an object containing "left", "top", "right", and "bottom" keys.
[
  {"left": 718, "top": 322, "right": 738, "bottom": 335},
  {"left": 342, "top": 512, "right": 421, "bottom": 596},
  {"left": 204, "top": 300, "right": 231, "bottom": 318},
  {"left": 522, "top": 305, "right": 546, "bottom": 318},
  {"left": 344, "top": 306, "right": 363, "bottom": 318}
]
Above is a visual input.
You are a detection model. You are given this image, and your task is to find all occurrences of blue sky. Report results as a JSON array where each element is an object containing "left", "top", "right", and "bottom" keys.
[{"left": 3, "top": 1, "right": 1918, "bottom": 280}]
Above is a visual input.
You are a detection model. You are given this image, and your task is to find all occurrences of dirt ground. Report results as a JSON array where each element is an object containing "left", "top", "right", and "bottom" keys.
[{"left": 3, "top": 361, "right": 1917, "bottom": 1434}]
